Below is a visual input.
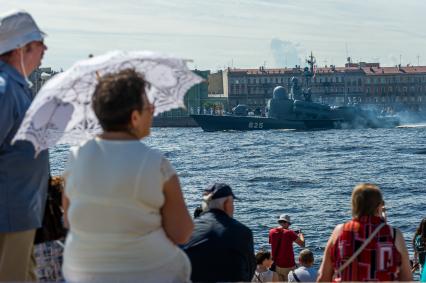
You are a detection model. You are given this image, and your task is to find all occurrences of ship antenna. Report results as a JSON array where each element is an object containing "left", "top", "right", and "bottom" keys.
[{"left": 306, "top": 51, "right": 316, "bottom": 74}]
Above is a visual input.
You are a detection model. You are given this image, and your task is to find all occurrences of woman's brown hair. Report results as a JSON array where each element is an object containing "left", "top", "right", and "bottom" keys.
[
  {"left": 92, "top": 69, "right": 149, "bottom": 132},
  {"left": 255, "top": 250, "right": 271, "bottom": 265},
  {"left": 351, "top": 183, "right": 384, "bottom": 218}
]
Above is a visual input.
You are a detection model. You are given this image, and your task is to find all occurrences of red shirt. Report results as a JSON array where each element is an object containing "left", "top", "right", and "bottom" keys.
[
  {"left": 269, "top": 227, "right": 298, "bottom": 268},
  {"left": 330, "top": 216, "right": 401, "bottom": 281}
]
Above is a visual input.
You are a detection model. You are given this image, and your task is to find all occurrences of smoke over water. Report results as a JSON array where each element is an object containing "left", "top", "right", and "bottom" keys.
[
  {"left": 395, "top": 110, "right": 426, "bottom": 126},
  {"left": 270, "top": 38, "right": 302, "bottom": 67}
]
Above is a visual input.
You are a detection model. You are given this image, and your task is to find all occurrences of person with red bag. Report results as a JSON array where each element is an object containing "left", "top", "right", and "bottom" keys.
[{"left": 317, "top": 183, "right": 412, "bottom": 282}]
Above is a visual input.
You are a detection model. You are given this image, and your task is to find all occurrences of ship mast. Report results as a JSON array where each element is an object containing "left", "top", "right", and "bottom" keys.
[
  {"left": 306, "top": 51, "right": 316, "bottom": 76},
  {"left": 304, "top": 51, "right": 316, "bottom": 88}
]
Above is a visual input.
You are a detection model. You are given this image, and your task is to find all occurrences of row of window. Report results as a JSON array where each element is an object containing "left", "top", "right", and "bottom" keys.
[
  {"left": 365, "top": 76, "right": 426, "bottom": 84},
  {"left": 229, "top": 75, "right": 426, "bottom": 86},
  {"left": 230, "top": 84, "right": 426, "bottom": 95}
]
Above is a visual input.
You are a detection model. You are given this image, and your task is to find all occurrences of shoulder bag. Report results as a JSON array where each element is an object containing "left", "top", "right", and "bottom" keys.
[{"left": 34, "top": 176, "right": 68, "bottom": 244}]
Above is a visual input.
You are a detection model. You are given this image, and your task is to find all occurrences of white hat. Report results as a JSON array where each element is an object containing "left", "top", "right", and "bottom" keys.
[
  {"left": 278, "top": 214, "right": 291, "bottom": 224},
  {"left": 0, "top": 10, "right": 46, "bottom": 55}
]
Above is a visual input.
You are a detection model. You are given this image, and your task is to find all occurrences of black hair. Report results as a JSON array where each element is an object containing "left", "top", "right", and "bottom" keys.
[{"left": 413, "top": 218, "right": 426, "bottom": 247}]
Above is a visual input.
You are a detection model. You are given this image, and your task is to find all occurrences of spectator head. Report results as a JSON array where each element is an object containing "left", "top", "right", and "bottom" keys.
[
  {"left": 201, "top": 183, "right": 237, "bottom": 217},
  {"left": 298, "top": 249, "right": 314, "bottom": 267},
  {"left": 49, "top": 176, "right": 64, "bottom": 204},
  {"left": 255, "top": 250, "right": 273, "bottom": 268},
  {"left": 351, "top": 183, "right": 384, "bottom": 218},
  {"left": 413, "top": 218, "right": 426, "bottom": 246},
  {"left": 0, "top": 10, "right": 47, "bottom": 75},
  {"left": 278, "top": 214, "right": 291, "bottom": 228},
  {"left": 92, "top": 69, "right": 154, "bottom": 138},
  {"left": 416, "top": 218, "right": 426, "bottom": 237},
  {"left": 50, "top": 176, "right": 64, "bottom": 190}
]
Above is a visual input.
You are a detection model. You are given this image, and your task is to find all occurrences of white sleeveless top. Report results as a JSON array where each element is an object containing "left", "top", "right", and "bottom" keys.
[{"left": 63, "top": 138, "right": 188, "bottom": 273}]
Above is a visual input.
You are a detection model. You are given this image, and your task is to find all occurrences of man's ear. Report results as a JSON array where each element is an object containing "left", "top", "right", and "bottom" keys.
[{"left": 223, "top": 196, "right": 233, "bottom": 215}]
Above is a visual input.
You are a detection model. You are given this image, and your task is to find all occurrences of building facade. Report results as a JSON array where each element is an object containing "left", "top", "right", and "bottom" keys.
[
  {"left": 29, "top": 67, "right": 58, "bottom": 95},
  {"left": 216, "top": 63, "right": 426, "bottom": 113}
]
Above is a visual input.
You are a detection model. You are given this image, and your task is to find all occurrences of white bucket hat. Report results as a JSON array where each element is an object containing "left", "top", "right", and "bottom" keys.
[
  {"left": 0, "top": 10, "right": 46, "bottom": 55},
  {"left": 278, "top": 214, "right": 291, "bottom": 224}
]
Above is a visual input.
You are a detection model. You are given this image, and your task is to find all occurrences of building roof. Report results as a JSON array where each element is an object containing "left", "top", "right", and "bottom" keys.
[
  {"left": 362, "top": 66, "right": 426, "bottom": 75},
  {"left": 225, "top": 65, "right": 426, "bottom": 76},
  {"left": 227, "top": 67, "right": 302, "bottom": 75}
]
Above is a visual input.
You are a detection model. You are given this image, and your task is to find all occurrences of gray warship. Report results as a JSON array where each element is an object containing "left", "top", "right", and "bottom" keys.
[{"left": 191, "top": 55, "right": 400, "bottom": 132}]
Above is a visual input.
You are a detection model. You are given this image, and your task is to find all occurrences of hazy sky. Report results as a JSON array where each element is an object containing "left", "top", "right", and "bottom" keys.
[{"left": 2, "top": 0, "right": 426, "bottom": 71}]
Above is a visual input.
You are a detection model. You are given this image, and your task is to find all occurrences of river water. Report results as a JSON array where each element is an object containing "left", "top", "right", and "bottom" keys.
[{"left": 50, "top": 126, "right": 426, "bottom": 267}]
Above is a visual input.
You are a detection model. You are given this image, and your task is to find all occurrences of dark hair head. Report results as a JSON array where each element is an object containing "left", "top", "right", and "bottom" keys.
[
  {"left": 255, "top": 250, "right": 271, "bottom": 265},
  {"left": 413, "top": 218, "right": 426, "bottom": 246},
  {"left": 351, "top": 183, "right": 384, "bottom": 218},
  {"left": 92, "top": 68, "right": 149, "bottom": 131}
]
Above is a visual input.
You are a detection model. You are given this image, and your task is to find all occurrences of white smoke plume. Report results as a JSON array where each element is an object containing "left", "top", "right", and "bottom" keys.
[{"left": 270, "top": 38, "right": 302, "bottom": 67}]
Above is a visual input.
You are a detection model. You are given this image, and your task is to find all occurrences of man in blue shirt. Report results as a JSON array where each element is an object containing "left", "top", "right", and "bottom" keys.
[{"left": 0, "top": 10, "right": 49, "bottom": 281}]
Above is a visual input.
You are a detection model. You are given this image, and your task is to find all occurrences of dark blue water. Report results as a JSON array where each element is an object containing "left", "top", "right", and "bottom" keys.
[{"left": 50, "top": 126, "right": 426, "bottom": 267}]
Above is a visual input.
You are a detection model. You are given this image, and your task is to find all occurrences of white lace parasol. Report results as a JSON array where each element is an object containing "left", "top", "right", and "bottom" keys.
[{"left": 12, "top": 50, "right": 204, "bottom": 155}]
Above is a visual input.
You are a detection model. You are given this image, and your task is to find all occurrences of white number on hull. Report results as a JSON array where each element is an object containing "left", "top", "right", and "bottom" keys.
[{"left": 248, "top": 122, "right": 263, "bottom": 129}]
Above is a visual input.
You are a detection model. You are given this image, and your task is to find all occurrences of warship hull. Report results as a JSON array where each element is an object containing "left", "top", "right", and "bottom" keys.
[{"left": 190, "top": 114, "right": 341, "bottom": 132}]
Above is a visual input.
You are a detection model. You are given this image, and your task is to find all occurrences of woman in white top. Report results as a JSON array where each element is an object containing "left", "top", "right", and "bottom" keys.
[
  {"left": 62, "top": 69, "right": 194, "bottom": 283},
  {"left": 252, "top": 250, "right": 279, "bottom": 282}
]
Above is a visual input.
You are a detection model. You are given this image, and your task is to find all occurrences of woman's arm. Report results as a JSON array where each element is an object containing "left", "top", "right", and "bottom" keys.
[
  {"left": 161, "top": 175, "right": 193, "bottom": 245},
  {"left": 394, "top": 228, "right": 413, "bottom": 281},
  {"left": 317, "top": 224, "right": 342, "bottom": 282}
]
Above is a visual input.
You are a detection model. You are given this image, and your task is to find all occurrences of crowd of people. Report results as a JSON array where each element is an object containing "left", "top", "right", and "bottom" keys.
[{"left": 1, "top": 9, "right": 426, "bottom": 283}]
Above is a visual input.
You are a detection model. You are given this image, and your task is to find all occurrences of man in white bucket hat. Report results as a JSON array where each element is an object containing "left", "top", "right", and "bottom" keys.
[
  {"left": 269, "top": 214, "right": 306, "bottom": 281},
  {"left": 0, "top": 10, "right": 49, "bottom": 281}
]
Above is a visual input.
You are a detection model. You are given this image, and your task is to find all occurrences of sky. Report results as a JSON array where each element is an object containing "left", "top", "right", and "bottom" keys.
[{"left": 2, "top": 0, "right": 426, "bottom": 71}]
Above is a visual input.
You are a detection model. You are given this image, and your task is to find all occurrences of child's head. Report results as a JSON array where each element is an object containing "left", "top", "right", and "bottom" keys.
[
  {"left": 255, "top": 250, "right": 273, "bottom": 268},
  {"left": 298, "top": 249, "right": 314, "bottom": 267}
]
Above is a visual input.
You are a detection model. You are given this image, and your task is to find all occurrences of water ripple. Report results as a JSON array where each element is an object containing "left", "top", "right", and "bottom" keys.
[{"left": 50, "top": 126, "right": 426, "bottom": 268}]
